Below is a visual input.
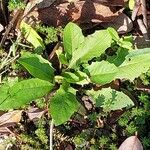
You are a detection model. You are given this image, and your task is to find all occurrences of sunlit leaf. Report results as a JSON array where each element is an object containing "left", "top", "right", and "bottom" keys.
[
  {"left": 0, "top": 79, "right": 54, "bottom": 110},
  {"left": 62, "top": 70, "right": 88, "bottom": 84},
  {"left": 129, "top": 0, "right": 135, "bottom": 10},
  {"left": 85, "top": 61, "right": 118, "bottom": 85},
  {"left": 69, "top": 30, "right": 112, "bottom": 68},
  {"left": 116, "top": 48, "right": 150, "bottom": 81},
  {"left": 20, "top": 21, "right": 45, "bottom": 54},
  {"left": 0, "top": 110, "right": 22, "bottom": 127},
  {"left": 63, "top": 22, "right": 84, "bottom": 58},
  {"left": 18, "top": 52, "right": 55, "bottom": 81},
  {"left": 50, "top": 85, "right": 79, "bottom": 126},
  {"left": 87, "top": 88, "right": 134, "bottom": 112}
]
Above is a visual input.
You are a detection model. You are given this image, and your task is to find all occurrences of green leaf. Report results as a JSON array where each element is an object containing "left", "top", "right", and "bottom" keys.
[
  {"left": 63, "top": 22, "right": 84, "bottom": 58},
  {"left": 69, "top": 30, "right": 112, "bottom": 68},
  {"left": 129, "top": 0, "right": 135, "bottom": 10},
  {"left": 20, "top": 21, "right": 45, "bottom": 54},
  {"left": 107, "top": 27, "right": 119, "bottom": 41},
  {"left": 85, "top": 61, "right": 118, "bottom": 85},
  {"left": 56, "top": 49, "right": 69, "bottom": 65},
  {"left": 62, "top": 71, "right": 88, "bottom": 83},
  {"left": 119, "top": 40, "right": 133, "bottom": 50},
  {"left": 116, "top": 48, "right": 150, "bottom": 80},
  {"left": 118, "top": 36, "right": 133, "bottom": 50},
  {"left": 0, "top": 79, "right": 54, "bottom": 110},
  {"left": 107, "top": 48, "right": 129, "bottom": 66},
  {"left": 0, "top": 84, "right": 10, "bottom": 102},
  {"left": 18, "top": 52, "right": 55, "bottom": 82},
  {"left": 50, "top": 86, "right": 79, "bottom": 126},
  {"left": 87, "top": 88, "right": 134, "bottom": 112}
]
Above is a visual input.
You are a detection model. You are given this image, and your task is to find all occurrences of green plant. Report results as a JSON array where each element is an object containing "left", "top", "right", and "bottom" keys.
[
  {"left": 98, "top": 136, "right": 109, "bottom": 148},
  {"left": 16, "top": 117, "right": 49, "bottom": 150},
  {"left": 118, "top": 91, "right": 150, "bottom": 149},
  {"left": 140, "top": 69, "right": 150, "bottom": 85},
  {"left": 35, "top": 25, "right": 63, "bottom": 45},
  {"left": 8, "top": 0, "right": 26, "bottom": 11},
  {"left": 1, "top": 22, "right": 150, "bottom": 127}
]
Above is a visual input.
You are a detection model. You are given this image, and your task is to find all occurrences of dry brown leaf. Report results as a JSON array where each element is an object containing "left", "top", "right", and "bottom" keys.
[
  {"left": 91, "top": 0, "right": 124, "bottom": 6},
  {"left": 118, "top": 136, "right": 143, "bottom": 150},
  {"left": 37, "top": 0, "right": 121, "bottom": 26},
  {"left": 0, "top": 110, "right": 22, "bottom": 127},
  {"left": 101, "top": 13, "right": 133, "bottom": 34},
  {"left": 135, "top": 78, "right": 150, "bottom": 93},
  {"left": 0, "top": 127, "right": 10, "bottom": 134},
  {"left": 107, "top": 110, "right": 125, "bottom": 124},
  {"left": 27, "top": 108, "right": 46, "bottom": 121},
  {"left": 134, "top": 35, "right": 150, "bottom": 48},
  {"left": 65, "top": 143, "right": 74, "bottom": 150}
]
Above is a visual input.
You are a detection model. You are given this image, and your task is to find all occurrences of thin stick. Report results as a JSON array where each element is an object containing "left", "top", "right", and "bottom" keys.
[
  {"left": 137, "top": 18, "right": 149, "bottom": 41},
  {"left": 140, "top": 0, "right": 147, "bottom": 28},
  {"left": 0, "top": 0, "right": 29, "bottom": 47},
  {"left": 132, "top": 0, "right": 141, "bottom": 21},
  {"left": 50, "top": 119, "right": 54, "bottom": 150}
]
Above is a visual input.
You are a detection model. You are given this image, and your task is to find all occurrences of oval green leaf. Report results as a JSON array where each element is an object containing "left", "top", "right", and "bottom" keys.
[
  {"left": 85, "top": 61, "right": 118, "bottom": 85},
  {"left": 50, "top": 86, "right": 79, "bottom": 126},
  {"left": 63, "top": 22, "right": 84, "bottom": 58},
  {"left": 117, "top": 48, "right": 150, "bottom": 81},
  {"left": 0, "top": 78, "right": 54, "bottom": 110},
  {"left": 20, "top": 21, "right": 45, "bottom": 54},
  {"left": 69, "top": 30, "right": 112, "bottom": 68},
  {"left": 18, "top": 52, "right": 55, "bottom": 82}
]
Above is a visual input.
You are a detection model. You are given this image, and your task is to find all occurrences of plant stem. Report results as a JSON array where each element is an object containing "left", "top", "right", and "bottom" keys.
[{"left": 50, "top": 119, "right": 54, "bottom": 150}]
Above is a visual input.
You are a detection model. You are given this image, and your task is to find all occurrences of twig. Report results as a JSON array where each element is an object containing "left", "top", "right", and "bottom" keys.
[
  {"left": 0, "top": 0, "right": 29, "bottom": 47},
  {"left": 140, "top": 0, "right": 147, "bottom": 28},
  {"left": 136, "top": 87, "right": 150, "bottom": 93},
  {"left": 0, "top": 0, "right": 8, "bottom": 25},
  {"left": 137, "top": 18, "right": 149, "bottom": 41},
  {"left": 48, "top": 42, "right": 60, "bottom": 60},
  {"left": 132, "top": 0, "right": 141, "bottom": 21},
  {"left": 50, "top": 119, "right": 54, "bottom": 150},
  {"left": 132, "top": 0, "right": 149, "bottom": 41}
]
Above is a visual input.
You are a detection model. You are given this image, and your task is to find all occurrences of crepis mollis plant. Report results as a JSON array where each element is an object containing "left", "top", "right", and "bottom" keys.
[{"left": 1, "top": 22, "right": 150, "bottom": 126}]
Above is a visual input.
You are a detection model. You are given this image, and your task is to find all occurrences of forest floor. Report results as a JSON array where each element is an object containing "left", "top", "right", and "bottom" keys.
[{"left": 0, "top": 0, "right": 150, "bottom": 149}]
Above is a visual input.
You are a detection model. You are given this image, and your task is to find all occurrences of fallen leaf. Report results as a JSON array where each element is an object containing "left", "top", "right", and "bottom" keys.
[
  {"left": 60, "top": 142, "right": 75, "bottom": 150},
  {"left": 0, "top": 127, "right": 10, "bottom": 134},
  {"left": 27, "top": 107, "right": 46, "bottom": 121},
  {"left": 91, "top": 0, "right": 124, "bottom": 6},
  {"left": 101, "top": 13, "right": 133, "bottom": 34},
  {"left": 82, "top": 96, "right": 94, "bottom": 111},
  {"left": 107, "top": 109, "right": 125, "bottom": 124},
  {"left": 0, "top": 110, "right": 22, "bottom": 127},
  {"left": 135, "top": 78, "right": 150, "bottom": 94},
  {"left": 134, "top": 35, "right": 150, "bottom": 48},
  {"left": 20, "top": 21, "right": 45, "bottom": 54},
  {"left": 37, "top": 0, "right": 121, "bottom": 26},
  {"left": 65, "top": 143, "right": 74, "bottom": 150},
  {"left": 36, "top": 0, "right": 56, "bottom": 9},
  {"left": 118, "top": 136, "right": 143, "bottom": 150}
]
